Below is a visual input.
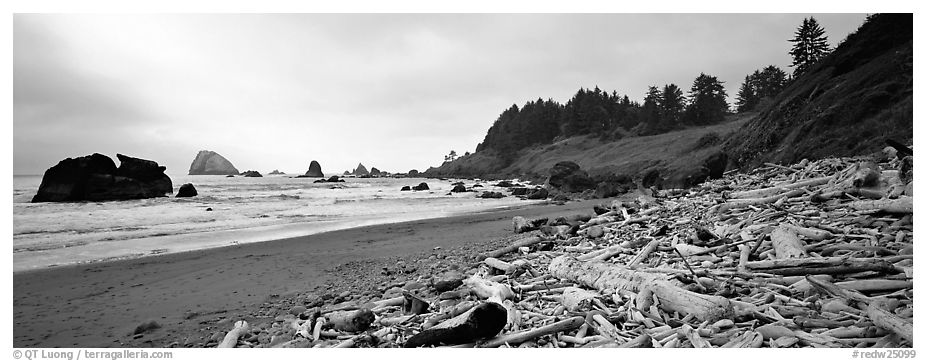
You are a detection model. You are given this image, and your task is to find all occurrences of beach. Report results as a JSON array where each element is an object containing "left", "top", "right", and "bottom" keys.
[{"left": 13, "top": 198, "right": 600, "bottom": 347}]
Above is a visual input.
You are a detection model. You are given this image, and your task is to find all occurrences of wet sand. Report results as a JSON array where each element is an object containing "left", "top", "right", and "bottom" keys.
[{"left": 13, "top": 199, "right": 600, "bottom": 347}]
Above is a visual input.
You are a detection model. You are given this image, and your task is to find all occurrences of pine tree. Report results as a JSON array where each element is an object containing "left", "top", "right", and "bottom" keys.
[
  {"left": 659, "top": 84, "right": 685, "bottom": 130},
  {"left": 789, "top": 17, "right": 831, "bottom": 77},
  {"left": 684, "top": 73, "right": 728, "bottom": 125}
]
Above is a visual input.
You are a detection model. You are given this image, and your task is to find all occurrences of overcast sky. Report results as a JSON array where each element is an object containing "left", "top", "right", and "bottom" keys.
[{"left": 14, "top": 13, "right": 868, "bottom": 176}]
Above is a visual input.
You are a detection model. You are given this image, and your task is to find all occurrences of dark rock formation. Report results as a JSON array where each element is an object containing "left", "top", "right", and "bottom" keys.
[
  {"left": 401, "top": 186, "right": 412, "bottom": 191},
  {"left": 32, "top": 153, "right": 173, "bottom": 202},
  {"left": 188, "top": 150, "right": 239, "bottom": 175},
  {"left": 495, "top": 180, "right": 514, "bottom": 187},
  {"left": 641, "top": 169, "right": 663, "bottom": 189},
  {"left": 412, "top": 182, "right": 429, "bottom": 191},
  {"left": 327, "top": 176, "right": 343, "bottom": 183},
  {"left": 511, "top": 187, "right": 529, "bottom": 196},
  {"left": 480, "top": 191, "right": 505, "bottom": 199},
  {"left": 176, "top": 183, "right": 197, "bottom": 197},
  {"left": 353, "top": 163, "right": 370, "bottom": 176},
  {"left": 304, "top": 161, "right": 324, "bottom": 178},
  {"left": 268, "top": 169, "right": 285, "bottom": 175},
  {"left": 451, "top": 184, "right": 467, "bottom": 193},
  {"left": 526, "top": 187, "right": 549, "bottom": 200},
  {"left": 370, "top": 167, "right": 382, "bottom": 177},
  {"left": 240, "top": 170, "right": 263, "bottom": 177},
  {"left": 594, "top": 174, "right": 633, "bottom": 199},
  {"left": 547, "top": 161, "right": 596, "bottom": 193},
  {"left": 703, "top": 152, "right": 728, "bottom": 180},
  {"left": 343, "top": 171, "right": 351, "bottom": 176},
  {"left": 408, "top": 169, "right": 420, "bottom": 177}
]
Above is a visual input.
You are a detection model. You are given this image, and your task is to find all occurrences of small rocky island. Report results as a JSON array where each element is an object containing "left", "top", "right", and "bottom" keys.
[
  {"left": 32, "top": 153, "right": 173, "bottom": 202},
  {"left": 298, "top": 160, "right": 324, "bottom": 178},
  {"left": 188, "top": 150, "right": 240, "bottom": 175}
]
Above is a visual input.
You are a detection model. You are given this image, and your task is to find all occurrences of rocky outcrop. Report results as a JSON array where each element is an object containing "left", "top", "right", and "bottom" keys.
[
  {"left": 594, "top": 174, "right": 633, "bottom": 199},
  {"left": 177, "top": 183, "right": 198, "bottom": 197},
  {"left": 370, "top": 167, "right": 382, "bottom": 177},
  {"left": 526, "top": 188, "right": 549, "bottom": 200},
  {"left": 313, "top": 176, "right": 345, "bottom": 183},
  {"left": 451, "top": 184, "right": 467, "bottom": 193},
  {"left": 304, "top": 161, "right": 324, "bottom": 178},
  {"left": 32, "top": 153, "right": 173, "bottom": 202},
  {"left": 412, "top": 182, "right": 429, "bottom": 191},
  {"left": 547, "top": 161, "right": 596, "bottom": 193},
  {"left": 401, "top": 186, "right": 411, "bottom": 191},
  {"left": 188, "top": 150, "right": 239, "bottom": 175},
  {"left": 408, "top": 169, "right": 420, "bottom": 178},
  {"left": 480, "top": 191, "right": 505, "bottom": 199},
  {"left": 268, "top": 170, "right": 285, "bottom": 175},
  {"left": 240, "top": 170, "right": 263, "bottom": 177},
  {"left": 682, "top": 151, "right": 729, "bottom": 187},
  {"left": 353, "top": 163, "right": 370, "bottom": 176}
]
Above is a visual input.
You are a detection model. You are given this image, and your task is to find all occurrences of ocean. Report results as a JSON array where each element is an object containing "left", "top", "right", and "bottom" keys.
[{"left": 13, "top": 174, "right": 541, "bottom": 272}]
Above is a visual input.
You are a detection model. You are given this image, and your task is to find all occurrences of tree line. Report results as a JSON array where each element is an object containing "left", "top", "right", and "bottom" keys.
[{"left": 472, "top": 16, "right": 833, "bottom": 159}]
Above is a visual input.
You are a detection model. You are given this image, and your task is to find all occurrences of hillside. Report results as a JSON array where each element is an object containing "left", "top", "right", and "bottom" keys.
[
  {"left": 426, "top": 114, "right": 751, "bottom": 188},
  {"left": 723, "top": 13, "right": 913, "bottom": 169}
]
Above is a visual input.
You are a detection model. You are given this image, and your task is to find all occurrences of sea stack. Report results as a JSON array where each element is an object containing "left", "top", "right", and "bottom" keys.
[
  {"left": 305, "top": 160, "right": 324, "bottom": 178},
  {"left": 32, "top": 153, "right": 173, "bottom": 202},
  {"left": 353, "top": 163, "right": 370, "bottom": 176},
  {"left": 188, "top": 150, "right": 239, "bottom": 175}
]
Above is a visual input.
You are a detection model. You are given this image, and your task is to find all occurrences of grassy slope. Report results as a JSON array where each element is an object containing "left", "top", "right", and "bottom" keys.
[
  {"left": 723, "top": 14, "right": 912, "bottom": 169},
  {"left": 429, "top": 113, "right": 752, "bottom": 187}
]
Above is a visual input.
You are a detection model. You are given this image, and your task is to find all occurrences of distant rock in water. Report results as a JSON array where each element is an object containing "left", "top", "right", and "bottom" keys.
[
  {"left": 176, "top": 183, "right": 198, "bottom": 197},
  {"left": 407, "top": 169, "right": 420, "bottom": 177},
  {"left": 547, "top": 161, "right": 596, "bottom": 193},
  {"left": 304, "top": 161, "right": 324, "bottom": 178},
  {"left": 188, "top": 150, "right": 239, "bottom": 175},
  {"left": 451, "top": 184, "right": 467, "bottom": 193},
  {"left": 412, "top": 182, "right": 429, "bottom": 191},
  {"left": 400, "top": 186, "right": 411, "bottom": 191},
  {"left": 480, "top": 191, "right": 505, "bottom": 199},
  {"left": 32, "top": 153, "right": 173, "bottom": 202},
  {"left": 268, "top": 169, "right": 285, "bottom": 175},
  {"left": 370, "top": 167, "right": 382, "bottom": 177},
  {"left": 343, "top": 170, "right": 351, "bottom": 176},
  {"left": 240, "top": 170, "right": 262, "bottom": 177},
  {"left": 353, "top": 163, "right": 370, "bottom": 176}
]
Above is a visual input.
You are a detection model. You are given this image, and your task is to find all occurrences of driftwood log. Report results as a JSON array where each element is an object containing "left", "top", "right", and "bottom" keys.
[
  {"left": 405, "top": 302, "right": 507, "bottom": 348},
  {"left": 217, "top": 320, "right": 248, "bottom": 348},
  {"left": 548, "top": 256, "right": 733, "bottom": 321}
]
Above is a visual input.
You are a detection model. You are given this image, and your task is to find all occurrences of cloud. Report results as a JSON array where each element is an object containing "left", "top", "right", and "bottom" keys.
[{"left": 13, "top": 13, "right": 868, "bottom": 175}]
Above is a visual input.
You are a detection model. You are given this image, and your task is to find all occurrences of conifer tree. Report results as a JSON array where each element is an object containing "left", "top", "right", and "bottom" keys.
[{"left": 789, "top": 17, "right": 831, "bottom": 77}]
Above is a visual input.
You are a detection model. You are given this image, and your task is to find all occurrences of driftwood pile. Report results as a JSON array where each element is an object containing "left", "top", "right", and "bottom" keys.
[{"left": 218, "top": 147, "right": 913, "bottom": 348}]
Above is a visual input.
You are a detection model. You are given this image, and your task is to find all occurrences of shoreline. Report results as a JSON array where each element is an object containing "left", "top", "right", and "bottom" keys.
[
  {"left": 13, "top": 198, "right": 601, "bottom": 347},
  {"left": 13, "top": 199, "right": 547, "bottom": 273}
]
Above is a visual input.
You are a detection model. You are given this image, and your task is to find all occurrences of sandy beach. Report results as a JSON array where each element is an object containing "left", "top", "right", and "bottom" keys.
[{"left": 13, "top": 199, "right": 600, "bottom": 347}]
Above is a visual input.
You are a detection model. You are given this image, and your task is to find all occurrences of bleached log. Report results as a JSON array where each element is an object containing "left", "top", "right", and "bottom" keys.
[
  {"left": 484, "top": 257, "right": 516, "bottom": 274},
  {"left": 463, "top": 275, "right": 514, "bottom": 301},
  {"left": 561, "top": 287, "right": 599, "bottom": 312},
  {"left": 627, "top": 238, "right": 661, "bottom": 269},
  {"left": 714, "top": 189, "right": 805, "bottom": 214},
  {"left": 835, "top": 280, "right": 913, "bottom": 292},
  {"left": 478, "top": 316, "right": 584, "bottom": 348},
  {"left": 678, "top": 324, "right": 712, "bottom": 348},
  {"left": 848, "top": 197, "right": 912, "bottom": 214},
  {"left": 720, "top": 330, "right": 763, "bottom": 348},
  {"left": 805, "top": 275, "right": 912, "bottom": 343},
  {"left": 779, "top": 224, "right": 834, "bottom": 241},
  {"left": 312, "top": 317, "right": 325, "bottom": 341},
  {"left": 548, "top": 256, "right": 733, "bottom": 321},
  {"left": 730, "top": 176, "right": 833, "bottom": 199},
  {"left": 482, "top": 236, "right": 544, "bottom": 259},
  {"left": 771, "top": 227, "right": 807, "bottom": 259},
  {"left": 746, "top": 256, "right": 896, "bottom": 276},
  {"left": 326, "top": 308, "right": 375, "bottom": 332},
  {"left": 217, "top": 320, "right": 248, "bottom": 348}
]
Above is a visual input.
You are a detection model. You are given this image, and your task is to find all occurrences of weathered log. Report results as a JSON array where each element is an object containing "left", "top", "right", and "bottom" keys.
[
  {"left": 628, "top": 238, "right": 661, "bottom": 269},
  {"left": 478, "top": 316, "right": 584, "bottom": 348},
  {"left": 730, "top": 176, "right": 833, "bottom": 199},
  {"left": 584, "top": 333, "right": 653, "bottom": 348},
  {"left": 548, "top": 256, "right": 733, "bottom": 321},
  {"left": 771, "top": 227, "right": 807, "bottom": 259},
  {"left": 835, "top": 280, "right": 912, "bottom": 292},
  {"left": 405, "top": 302, "right": 508, "bottom": 348},
  {"left": 848, "top": 197, "right": 912, "bottom": 214},
  {"left": 463, "top": 275, "right": 514, "bottom": 301},
  {"left": 217, "top": 320, "right": 248, "bottom": 348},
  {"left": 779, "top": 224, "right": 834, "bottom": 241},
  {"left": 746, "top": 257, "right": 896, "bottom": 276},
  {"left": 561, "top": 287, "right": 598, "bottom": 312},
  {"left": 484, "top": 257, "right": 516, "bottom": 274},
  {"left": 720, "top": 330, "right": 763, "bottom": 348},
  {"left": 713, "top": 189, "right": 805, "bottom": 213},
  {"left": 805, "top": 275, "right": 912, "bottom": 343},
  {"left": 678, "top": 324, "right": 712, "bottom": 348},
  {"left": 326, "top": 308, "right": 375, "bottom": 332},
  {"left": 482, "top": 236, "right": 544, "bottom": 259}
]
